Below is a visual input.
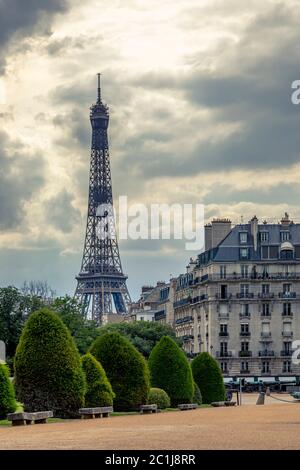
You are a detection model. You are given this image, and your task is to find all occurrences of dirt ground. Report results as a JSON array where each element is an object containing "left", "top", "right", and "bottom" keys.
[{"left": 1, "top": 394, "right": 300, "bottom": 450}]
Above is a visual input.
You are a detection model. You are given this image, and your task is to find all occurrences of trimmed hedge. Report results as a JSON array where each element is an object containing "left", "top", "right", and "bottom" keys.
[
  {"left": 193, "top": 381, "right": 202, "bottom": 405},
  {"left": 148, "top": 336, "right": 194, "bottom": 406},
  {"left": 89, "top": 332, "right": 150, "bottom": 411},
  {"left": 81, "top": 353, "right": 115, "bottom": 407},
  {"left": 192, "top": 352, "right": 226, "bottom": 404},
  {"left": 148, "top": 387, "right": 170, "bottom": 409},
  {"left": 14, "top": 308, "right": 86, "bottom": 418},
  {"left": 0, "top": 363, "right": 17, "bottom": 418}
]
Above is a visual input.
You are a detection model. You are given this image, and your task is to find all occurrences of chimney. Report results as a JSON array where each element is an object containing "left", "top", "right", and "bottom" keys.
[{"left": 250, "top": 215, "right": 258, "bottom": 251}]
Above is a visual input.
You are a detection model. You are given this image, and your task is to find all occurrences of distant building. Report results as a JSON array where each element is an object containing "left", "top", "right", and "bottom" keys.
[
  {"left": 126, "top": 281, "right": 176, "bottom": 326},
  {"left": 174, "top": 213, "right": 300, "bottom": 377}
]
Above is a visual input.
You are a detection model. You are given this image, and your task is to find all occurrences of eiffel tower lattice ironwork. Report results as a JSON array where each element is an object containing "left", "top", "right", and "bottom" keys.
[{"left": 75, "top": 74, "right": 131, "bottom": 323}]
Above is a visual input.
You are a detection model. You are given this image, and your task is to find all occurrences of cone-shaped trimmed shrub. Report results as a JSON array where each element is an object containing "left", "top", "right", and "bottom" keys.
[
  {"left": 148, "top": 387, "right": 170, "bottom": 409},
  {"left": 193, "top": 381, "right": 202, "bottom": 405},
  {"left": 89, "top": 332, "right": 150, "bottom": 411},
  {"left": 14, "top": 308, "right": 86, "bottom": 417},
  {"left": 0, "top": 363, "right": 17, "bottom": 418},
  {"left": 81, "top": 353, "right": 115, "bottom": 407},
  {"left": 192, "top": 352, "right": 225, "bottom": 404},
  {"left": 148, "top": 336, "right": 194, "bottom": 406}
]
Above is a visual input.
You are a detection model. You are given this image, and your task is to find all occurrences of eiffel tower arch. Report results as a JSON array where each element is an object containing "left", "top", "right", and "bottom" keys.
[{"left": 75, "top": 74, "right": 131, "bottom": 323}]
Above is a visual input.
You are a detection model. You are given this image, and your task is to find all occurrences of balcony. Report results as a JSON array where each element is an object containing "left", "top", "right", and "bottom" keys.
[
  {"left": 240, "top": 332, "right": 251, "bottom": 337},
  {"left": 261, "top": 332, "right": 272, "bottom": 339},
  {"left": 219, "top": 331, "right": 229, "bottom": 337},
  {"left": 182, "top": 334, "right": 194, "bottom": 342},
  {"left": 236, "top": 293, "right": 254, "bottom": 299},
  {"left": 280, "top": 350, "right": 292, "bottom": 357},
  {"left": 259, "top": 350, "right": 275, "bottom": 357},
  {"left": 173, "top": 297, "right": 192, "bottom": 309},
  {"left": 239, "top": 351, "right": 252, "bottom": 357},
  {"left": 279, "top": 292, "right": 296, "bottom": 299},
  {"left": 239, "top": 312, "right": 251, "bottom": 319},
  {"left": 175, "top": 316, "right": 193, "bottom": 325},
  {"left": 218, "top": 312, "right": 229, "bottom": 319},
  {"left": 258, "top": 293, "right": 275, "bottom": 299},
  {"left": 216, "top": 351, "right": 233, "bottom": 358},
  {"left": 282, "top": 312, "right": 293, "bottom": 318},
  {"left": 215, "top": 293, "right": 232, "bottom": 300},
  {"left": 282, "top": 331, "right": 293, "bottom": 337}
]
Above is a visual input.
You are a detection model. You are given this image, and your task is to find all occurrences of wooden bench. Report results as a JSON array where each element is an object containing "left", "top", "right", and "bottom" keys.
[
  {"left": 78, "top": 406, "right": 113, "bottom": 419},
  {"left": 211, "top": 401, "right": 236, "bottom": 407},
  {"left": 140, "top": 404, "right": 158, "bottom": 414},
  {"left": 178, "top": 403, "right": 198, "bottom": 411},
  {"left": 7, "top": 411, "right": 53, "bottom": 426}
]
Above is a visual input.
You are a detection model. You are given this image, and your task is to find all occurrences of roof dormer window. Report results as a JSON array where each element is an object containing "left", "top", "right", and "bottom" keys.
[
  {"left": 239, "top": 232, "right": 248, "bottom": 244},
  {"left": 281, "top": 231, "right": 290, "bottom": 242}
]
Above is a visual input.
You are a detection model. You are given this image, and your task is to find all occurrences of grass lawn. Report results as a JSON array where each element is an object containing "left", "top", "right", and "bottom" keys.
[{"left": 0, "top": 404, "right": 210, "bottom": 426}]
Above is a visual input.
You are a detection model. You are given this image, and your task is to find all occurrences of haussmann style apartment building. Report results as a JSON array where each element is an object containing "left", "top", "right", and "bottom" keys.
[{"left": 173, "top": 213, "right": 300, "bottom": 381}]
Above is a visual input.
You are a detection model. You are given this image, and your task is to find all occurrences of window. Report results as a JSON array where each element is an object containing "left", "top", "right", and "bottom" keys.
[
  {"left": 262, "top": 284, "right": 270, "bottom": 294},
  {"left": 241, "top": 323, "right": 250, "bottom": 335},
  {"left": 281, "top": 231, "right": 290, "bottom": 241},
  {"left": 220, "top": 342, "right": 228, "bottom": 355},
  {"left": 220, "top": 324, "right": 228, "bottom": 336},
  {"left": 261, "top": 322, "right": 270, "bottom": 337},
  {"left": 241, "top": 304, "right": 250, "bottom": 316},
  {"left": 283, "top": 361, "right": 291, "bottom": 373},
  {"left": 283, "top": 283, "right": 291, "bottom": 293},
  {"left": 262, "top": 265, "right": 269, "bottom": 277},
  {"left": 240, "top": 284, "right": 249, "bottom": 295},
  {"left": 283, "top": 303, "right": 292, "bottom": 316},
  {"left": 219, "top": 303, "right": 228, "bottom": 316},
  {"left": 262, "top": 303, "right": 270, "bottom": 316},
  {"left": 281, "top": 249, "right": 294, "bottom": 260},
  {"left": 283, "top": 322, "right": 292, "bottom": 334},
  {"left": 140, "top": 317, "right": 144, "bottom": 321},
  {"left": 220, "top": 265, "right": 227, "bottom": 279},
  {"left": 221, "top": 362, "right": 228, "bottom": 373},
  {"left": 241, "top": 361, "right": 249, "bottom": 372},
  {"left": 260, "top": 232, "right": 269, "bottom": 242},
  {"left": 239, "top": 232, "right": 248, "bottom": 244},
  {"left": 262, "top": 246, "right": 269, "bottom": 259},
  {"left": 269, "top": 246, "right": 278, "bottom": 259},
  {"left": 241, "top": 265, "right": 249, "bottom": 278},
  {"left": 220, "top": 284, "right": 228, "bottom": 299},
  {"left": 241, "top": 342, "right": 249, "bottom": 352},
  {"left": 240, "top": 248, "right": 249, "bottom": 260},
  {"left": 262, "top": 361, "right": 270, "bottom": 373},
  {"left": 283, "top": 341, "right": 292, "bottom": 354}
]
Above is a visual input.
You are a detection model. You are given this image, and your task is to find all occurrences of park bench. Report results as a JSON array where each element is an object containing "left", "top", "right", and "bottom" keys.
[
  {"left": 7, "top": 411, "right": 53, "bottom": 426},
  {"left": 140, "top": 404, "right": 158, "bottom": 414},
  {"left": 211, "top": 401, "right": 236, "bottom": 407},
  {"left": 78, "top": 406, "right": 113, "bottom": 419},
  {"left": 178, "top": 403, "right": 198, "bottom": 411}
]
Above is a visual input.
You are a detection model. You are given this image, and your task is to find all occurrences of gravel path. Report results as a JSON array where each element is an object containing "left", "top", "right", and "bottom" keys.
[{"left": 1, "top": 397, "right": 300, "bottom": 450}]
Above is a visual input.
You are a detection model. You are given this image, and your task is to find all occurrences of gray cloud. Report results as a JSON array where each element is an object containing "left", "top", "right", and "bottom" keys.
[
  {"left": 45, "top": 189, "right": 81, "bottom": 233},
  {"left": 0, "top": 0, "right": 70, "bottom": 73},
  {"left": 0, "top": 131, "right": 45, "bottom": 230}
]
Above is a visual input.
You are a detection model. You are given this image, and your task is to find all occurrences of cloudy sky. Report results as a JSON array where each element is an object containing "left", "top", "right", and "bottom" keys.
[{"left": 0, "top": 0, "right": 300, "bottom": 300}]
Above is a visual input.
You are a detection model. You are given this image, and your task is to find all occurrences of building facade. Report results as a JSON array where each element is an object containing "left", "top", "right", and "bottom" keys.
[{"left": 174, "top": 214, "right": 300, "bottom": 377}]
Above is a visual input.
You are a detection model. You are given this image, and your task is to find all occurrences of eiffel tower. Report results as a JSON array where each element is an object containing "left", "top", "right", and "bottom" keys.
[{"left": 75, "top": 74, "right": 131, "bottom": 323}]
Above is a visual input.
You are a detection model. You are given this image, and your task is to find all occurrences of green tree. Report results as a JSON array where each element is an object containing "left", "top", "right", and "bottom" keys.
[
  {"left": 0, "top": 363, "right": 17, "bottom": 418},
  {"left": 90, "top": 332, "right": 150, "bottom": 411},
  {"left": 193, "top": 381, "right": 202, "bottom": 405},
  {"left": 97, "top": 321, "right": 181, "bottom": 358},
  {"left": 52, "top": 296, "right": 100, "bottom": 354},
  {"left": 81, "top": 353, "right": 115, "bottom": 407},
  {"left": 148, "top": 388, "right": 170, "bottom": 409},
  {"left": 14, "top": 308, "right": 86, "bottom": 417},
  {"left": 148, "top": 336, "right": 194, "bottom": 406},
  {"left": 192, "top": 352, "right": 226, "bottom": 404},
  {"left": 0, "top": 286, "right": 43, "bottom": 371}
]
